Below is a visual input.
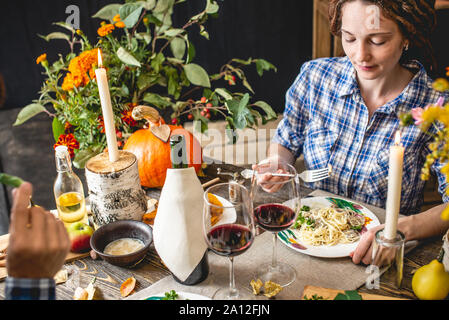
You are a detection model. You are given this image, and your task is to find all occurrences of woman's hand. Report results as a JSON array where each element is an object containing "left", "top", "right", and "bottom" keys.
[
  {"left": 349, "top": 224, "right": 384, "bottom": 265},
  {"left": 7, "top": 182, "right": 71, "bottom": 279}
]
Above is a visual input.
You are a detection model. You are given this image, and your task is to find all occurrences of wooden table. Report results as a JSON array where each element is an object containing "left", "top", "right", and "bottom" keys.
[{"left": 0, "top": 162, "right": 444, "bottom": 300}]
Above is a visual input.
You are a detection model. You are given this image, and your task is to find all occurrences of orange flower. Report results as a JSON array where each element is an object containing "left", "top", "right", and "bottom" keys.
[
  {"left": 121, "top": 103, "right": 138, "bottom": 127},
  {"left": 446, "top": 66, "right": 449, "bottom": 77},
  {"left": 61, "top": 49, "right": 98, "bottom": 91},
  {"left": 113, "top": 14, "right": 121, "bottom": 22},
  {"left": 36, "top": 53, "right": 47, "bottom": 64},
  {"left": 115, "top": 21, "right": 125, "bottom": 28},
  {"left": 97, "top": 23, "right": 115, "bottom": 37},
  {"left": 53, "top": 133, "right": 79, "bottom": 158}
]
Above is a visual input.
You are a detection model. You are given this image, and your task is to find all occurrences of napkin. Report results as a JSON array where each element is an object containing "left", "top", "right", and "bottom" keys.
[{"left": 152, "top": 167, "right": 208, "bottom": 282}]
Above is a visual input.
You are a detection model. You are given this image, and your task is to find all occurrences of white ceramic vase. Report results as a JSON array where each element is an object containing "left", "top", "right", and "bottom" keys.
[{"left": 153, "top": 167, "right": 208, "bottom": 282}]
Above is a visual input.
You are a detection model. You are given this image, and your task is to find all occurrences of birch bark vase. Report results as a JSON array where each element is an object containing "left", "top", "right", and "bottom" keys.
[{"left": 85, "top": 150, "right": 147, "bottom": 228}]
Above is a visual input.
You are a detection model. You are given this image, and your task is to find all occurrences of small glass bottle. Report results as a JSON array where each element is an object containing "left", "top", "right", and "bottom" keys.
[
  {"left": 170, "top": 134, "right": 209, "bottom": 285},
  {"left": 53, "top": 145, "right": 88, "bottom": 227}
]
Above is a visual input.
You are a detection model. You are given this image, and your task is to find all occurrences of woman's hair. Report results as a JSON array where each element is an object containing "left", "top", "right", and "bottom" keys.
[{"left": 328, "top": 0, "right": 437, "bottom": 72}]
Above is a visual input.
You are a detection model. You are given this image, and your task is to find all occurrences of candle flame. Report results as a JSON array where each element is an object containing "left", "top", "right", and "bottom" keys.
[
  {"left": 97, "top": 48, "right": 103, "bottom": 68},
  {"left": 394, "top": 130, "right": 401, "bottom": 145}
]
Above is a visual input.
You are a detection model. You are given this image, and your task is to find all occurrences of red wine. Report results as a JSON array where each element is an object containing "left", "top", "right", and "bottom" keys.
[
  {"left": 207, "top": 224, "right": 254, "bottom": 257},
  {"left": 254, "top": 203, "right": 296, "bottom": 232}
]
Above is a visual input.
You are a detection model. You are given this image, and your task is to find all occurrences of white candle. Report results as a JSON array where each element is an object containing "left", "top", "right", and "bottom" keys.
[
  {"left": 95, "top": 49, "right": 119, "bottom": 162},
  {"left": 384, "top": 131, "right": 404, "bottom": 240}
]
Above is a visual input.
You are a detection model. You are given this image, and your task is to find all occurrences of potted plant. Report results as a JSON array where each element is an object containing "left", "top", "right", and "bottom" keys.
[{"left": 14, "top": 0, "right": 277, "bottom": 169}]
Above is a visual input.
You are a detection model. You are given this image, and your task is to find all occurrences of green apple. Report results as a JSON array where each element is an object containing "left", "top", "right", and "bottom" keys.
[{"left": 67, "top": 222, "right": 94, "bottom": 253}]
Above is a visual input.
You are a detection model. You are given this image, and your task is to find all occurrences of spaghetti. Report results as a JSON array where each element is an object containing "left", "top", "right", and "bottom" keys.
[{"left": 292, "top": 205, "right": 366, "bottom": 246}]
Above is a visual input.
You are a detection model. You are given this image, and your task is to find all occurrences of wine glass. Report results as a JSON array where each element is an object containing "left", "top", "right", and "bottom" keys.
[
  {"left": 250, "top": 159, "right": 300, "bottom": 287},
  {"left": 203, "top": 182, "right": 256, "bottom": 300}
]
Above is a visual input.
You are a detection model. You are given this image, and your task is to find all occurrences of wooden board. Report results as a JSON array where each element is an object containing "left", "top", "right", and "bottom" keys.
[
  {"left": 301, "top": 285, "right": 408, "bottom": 300},
  {"left": 0, "top": 233, "right": 89, "bottom": 281}
]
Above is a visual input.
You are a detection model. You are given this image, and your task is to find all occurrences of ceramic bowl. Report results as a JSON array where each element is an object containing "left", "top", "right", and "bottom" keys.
[{"left": 90, "top": 220, "right": 153, "bottom": 267}]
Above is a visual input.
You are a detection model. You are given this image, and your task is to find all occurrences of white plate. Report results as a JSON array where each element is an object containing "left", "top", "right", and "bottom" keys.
[
  {"left": 144, "top": 291, "right": 211, "bottom": 300},
  {"left": 277, "top": 196, "right": 380, "bottom": 258}
]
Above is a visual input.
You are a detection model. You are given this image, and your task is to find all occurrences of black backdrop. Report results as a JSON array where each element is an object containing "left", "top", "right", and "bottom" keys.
[{"left": 0, "top": 0, "right": 314, "bottom": 113}]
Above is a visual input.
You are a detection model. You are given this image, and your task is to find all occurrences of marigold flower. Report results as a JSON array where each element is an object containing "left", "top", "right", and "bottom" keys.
[
  {"left": 61, "top": 49, "right": 98, "bottom": 91},
  {"left": 121, "top": 104, "right": 138, "bottom": 127},
  {"left": 97, "top": 23, "right": 115, "bottom": 37},
  {"left": 53, "top": 133, "right": 79, "bottom": 158},
  {"left": 433, "top": 78, "right": 449, "bottom": 92},
  {"left": 115, "top": 21, "right": 125, "bottom": 28},
  {"left": 113, "top": 14, "right": 121, "bottom": 22},
  {"left": 36, "top": 53, "right": 47, "bottom": 64}
]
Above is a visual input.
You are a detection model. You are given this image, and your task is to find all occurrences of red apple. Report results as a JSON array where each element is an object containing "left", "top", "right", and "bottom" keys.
[{"left": 67, "top": 222, "right": 94, "bottom": 253}]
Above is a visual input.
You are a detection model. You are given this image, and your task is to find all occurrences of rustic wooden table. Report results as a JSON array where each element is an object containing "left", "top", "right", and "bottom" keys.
[{"left": 0, "top": 162, "right": 443, "bottom": 300}]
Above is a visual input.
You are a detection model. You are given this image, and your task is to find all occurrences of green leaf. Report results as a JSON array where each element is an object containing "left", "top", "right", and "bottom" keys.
[
  {"left": 143, "top": 93, "right": 172, "bottom": 108},
  {"left": 199, "top": 25, "right": 209, "bottom": 40},
  {"left": 0, "top": 173, "right": 24, "bottom": 188},
  {"left": 186, "top": 41, "right": 196, "bottom": 64},
  {"left": 206, "top": 0, "right": 219, "bottom": 14},
  {"left": 215, "top": 88, "right": 233, "bottom": 100},
  {"left": 253, "top": 101, "right": 277, "bottom": 120},
  {"left": 92, "top": 4, "right": 122, "bottom": 20},
  {"left": 255, "top": 59, "right": 277, "bottom": 76},
  {"left": 226, "top": 94, "right": 251, "bottom": 130},
  {"left": 38, "top": 32, "right": 70, "bottom": 42},
  {"left": 52, "top": 117, "right": 65, "bottom": 142},
  {"left": 72, "top": 146, "right": 102, "bottom": 169},
  {"left": 333, "top": 290, "right": 363, "bottom": 300},
  {"left": 183, "top": 63, "right": 210, "bottom": 88},
  {"left": 170, "top": 37, "right": 186, "bottom": 60},
  {"left": 117, "top": 47, "right": 141, "bottom": 67},
  {"left": 135, "top": 32, "right": 152, "bottom": 44},
  {"left": 164, "top": 28, "right": 184, "bottom": 37},
  {"left": 242, "top": 78, "right": 254, "bottom": 94},
  {"left": 137, "top": 73, "right": 158, "bottom": 90},
  {"left": 119, "top": 3, "right": 144, "bottom": 28},
  {"left": 53, "top": 21, "right": 76, "bottom": 32},
  {"left": 153, "top": 0, "right": 175, "bottom": 13},
  {"left": 13, "top": 103, "right": 47, "bottom": 126}
]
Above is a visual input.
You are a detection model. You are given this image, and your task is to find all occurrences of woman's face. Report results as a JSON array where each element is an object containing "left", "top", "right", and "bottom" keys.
[{"left": 340, "top": 0, "right": 408, "bottom": 81}]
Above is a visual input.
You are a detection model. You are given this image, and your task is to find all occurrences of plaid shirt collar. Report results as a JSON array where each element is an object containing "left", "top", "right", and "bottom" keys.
[{"left": 336, "top": 57, "right": 433, "bottom": 115}]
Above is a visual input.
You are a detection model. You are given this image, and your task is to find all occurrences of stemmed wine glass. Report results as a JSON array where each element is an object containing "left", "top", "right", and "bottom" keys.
[
  {"left": 203, "top": 182, "right": 256, "bottom": 300},
  {"left": 250, "top": 159, "right": 300, "bottom": 287}
]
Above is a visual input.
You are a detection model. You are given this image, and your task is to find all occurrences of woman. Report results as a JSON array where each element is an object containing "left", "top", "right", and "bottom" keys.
[{"left": 266, "top": 0, "right": 449, "bottom": 265}]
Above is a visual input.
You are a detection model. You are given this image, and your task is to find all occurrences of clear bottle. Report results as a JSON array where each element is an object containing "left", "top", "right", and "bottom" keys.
[
  {"left": 170, "top": 134, "right": 209, "bottom": 285},
  {"left": 53, "top": 145, "right": 88, "bottom": 227}
]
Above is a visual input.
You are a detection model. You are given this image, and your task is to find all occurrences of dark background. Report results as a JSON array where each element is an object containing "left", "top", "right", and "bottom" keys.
[{"left": 0, "top": 1, "right": 448, "bottom": 234}]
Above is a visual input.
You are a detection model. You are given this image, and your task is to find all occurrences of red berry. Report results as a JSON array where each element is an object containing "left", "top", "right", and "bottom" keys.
[
  {"left": 203, "top": 107, "right": 210, "bottom": 113},
  {"left": 206, "top": 103, "right": 213, "bottom": 108},
  {"left": 205, "top": 112, "right": 211, "bottom": 119},
  {"left": 232, "top": 75, "right": 236, "bottom": 81},
  {"left": 116, "top": 131, "right": 123, "bottom": 138},
  {"left": 228, "top": 80, "right": 234, "bottom": 85},
  {"left": 201, "top": 110, "right": 206, "bottom": 116},
  {"left": 171, "top": 118, "right": 178, "bottom": 125},
  {"left": 187, "top": 114, "right": 194, "bottom": 120},
  {"left": 200, "top": 97, "right": 207, "bottom": 103}
]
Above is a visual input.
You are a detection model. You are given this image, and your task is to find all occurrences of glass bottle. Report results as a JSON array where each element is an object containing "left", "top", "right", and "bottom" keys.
[
  {"left": 170, "top": 134, "right": 209, "bottom": 285},
  {"left": 53, "top": 145, "right": 88, "bottom": 227}
]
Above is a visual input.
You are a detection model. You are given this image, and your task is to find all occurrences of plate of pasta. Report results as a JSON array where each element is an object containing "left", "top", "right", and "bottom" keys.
[{"left": 277, "top": 197, "right": 380, "bottom": 258}]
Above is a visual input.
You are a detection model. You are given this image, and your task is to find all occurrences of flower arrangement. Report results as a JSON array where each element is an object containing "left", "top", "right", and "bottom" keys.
[
  {"left": 14, "top": 0, "right": 277, "bottom": 168},
  {"left": 400, "top": 68, "right": 449, "bottom": 220}
]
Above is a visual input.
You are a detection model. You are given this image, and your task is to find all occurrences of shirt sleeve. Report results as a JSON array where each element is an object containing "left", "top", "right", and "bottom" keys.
[
  {"left": 5, "top": 277, "right": 56, "bottom": 300},
  {"left": 272, "top": 61, "right": 312, "bottom": 159}
]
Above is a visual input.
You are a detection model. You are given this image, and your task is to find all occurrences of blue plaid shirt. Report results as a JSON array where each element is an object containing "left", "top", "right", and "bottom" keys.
[
  {"left": 5, "top": 277, "right": 56, "bottom": 300},
  {"left": 273, "top": 56, "right": 449, "bottom": 215}
]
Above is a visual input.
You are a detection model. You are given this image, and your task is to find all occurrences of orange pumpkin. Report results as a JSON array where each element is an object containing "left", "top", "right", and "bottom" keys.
[{"left": 123, "top": 105, "right": 202, "bottom": 188}]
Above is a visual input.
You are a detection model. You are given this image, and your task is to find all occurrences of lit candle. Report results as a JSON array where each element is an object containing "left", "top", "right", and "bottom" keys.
[
  {"left": 384, "top": 131, "right": 404, "bottom": 240},
  {"left": 95, "top": 49, "right": 119, "bottom": 162}
]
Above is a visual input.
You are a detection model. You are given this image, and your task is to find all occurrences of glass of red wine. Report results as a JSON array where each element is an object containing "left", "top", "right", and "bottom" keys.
[
  {"left": 251, "top": 159, "right": 300, "bottom": 287},
  {"left": 203, "top": 182, "right": 256, "bottom": 300}
]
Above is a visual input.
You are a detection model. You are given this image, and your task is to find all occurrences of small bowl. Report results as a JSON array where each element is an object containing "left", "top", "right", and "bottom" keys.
[{"left": 90, "top": 220, "right": 153, "bottom": 267}]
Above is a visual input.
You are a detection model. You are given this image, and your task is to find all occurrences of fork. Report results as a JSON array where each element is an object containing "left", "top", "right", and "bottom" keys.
[{"left": 240, "top": 165, "right": 331, "bottom": 183}]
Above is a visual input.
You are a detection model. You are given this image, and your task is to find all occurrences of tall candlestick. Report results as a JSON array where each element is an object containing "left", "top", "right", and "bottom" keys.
[
  {"left": 384, "top": 131, "right": 404, "bottom": 239},
  {"left": 95, "top": 49, "right": 119, "bottom": 162}
]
